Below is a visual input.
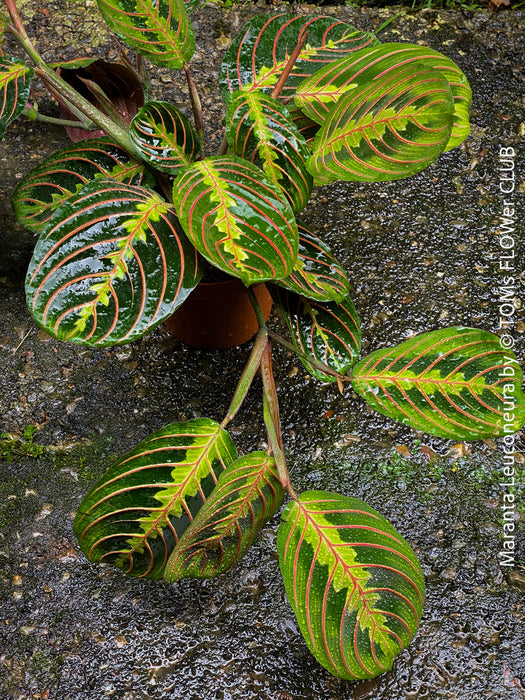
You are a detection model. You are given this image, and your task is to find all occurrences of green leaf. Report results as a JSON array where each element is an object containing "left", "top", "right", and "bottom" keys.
[
  {"left": 226, "top": 90, "right": 313, "bottom": 213},
  {"left": 130, "top": 100, "right": 200, "bottom": 173},
  {"left": 74, "top": 419, "right": 238, "bottom": 579},
  {"left": 352, "top": 327, "right": 525, "bottom": 439},
  {"left": 272, "top": 287, "right": 360, "bottom": 383},
  {"left": 277, "top": 491, "right": 424, "bottom": 681},
  {"left": 296, "top": 43, "right": 471, "bottom": 152},
  {"left": 288, "top": 106, "right": 321, "bottom": 146},
  {"left": 275, "top": 223, "right": 350, "bottom": 303},
  {"left": 164, "top": 451, "right": 284, "bottom": 582},
  {"left": 26, "top": 179, "right": 202, "bottom": 346},
  {"left": 96, "top": 0, "right": 194, "bottom": 69},
  {"left": 172, "top": 156, "right": 299, "bottom": 285},
  {"left": 0, "top": 13, "right": 8, "bottom": 53},
  {"left": 306, "top": 60, "right": 454, "bottom": 184},
  {"left": 220, "top": 14, "right": 379, "bottom": 104},
  {"left": 183, "top": 0, "right": 202, "bottom": 13},
  {"left": 0, "top": 56, "right": 33, "bottom": 140},
  {"left": 48, "top": 57, "right": 100, "bottom": 70},
  {"left": 12, "top": 137, "right": 154, "bottom": 235}
]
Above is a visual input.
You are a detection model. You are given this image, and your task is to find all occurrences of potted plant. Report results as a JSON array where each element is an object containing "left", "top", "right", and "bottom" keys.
[{"left": 1, "top": 0, "right": 524, "bottom": 682}]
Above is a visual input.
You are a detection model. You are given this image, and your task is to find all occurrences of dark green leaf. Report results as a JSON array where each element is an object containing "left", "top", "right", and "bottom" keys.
[
  {"left": 352, "top": 327, "right": 525, "bottom": 439},
  {"left": 226, "top": 90, "right": 313, "bottom": 213},
  {"left": 288, "top": 106, "right": 321, "bottom": 146},
  {"left": 172, "top": 156, "right": 299, "bottom": 285},
  {"left": 74, "top": 419, "right": 238, "bottom": 579},
  {"left": 26, "top": 179, "right": 202, "bottom": 346},
  {"left": 220, "top": 14, "right": 379, "bottom": 104},
  {"left": 296, "top": 43, "right": 471, "bottom": 151},
  {"left": 129, "top": 100, "right": 200, "bottom": 173},
  {"left": 183, "top": 0, "right": 202, "bottom": 13},
  {"left": 12, "top": 137, "right": 154, "bottom": 235},
  {"left": 277, "top": 491, "right": 425, "bottom": 680},
  {"left": 275, "top": 223, "right": 350, "bottom": 303},
  {"left": 96, "top": 0, "right": 194, "bottom": 68},
  {"left": 0, "top": 56, "right": 33, "bottom": 140},
  {"left": 164, "top": 451, "right": 284, "bottom": 582},
  {"left": 272, "top": 287, "right": 360, "bottom": 382},
  {"left": 306, "top": 60, "right": 454, "bottom": 184}
]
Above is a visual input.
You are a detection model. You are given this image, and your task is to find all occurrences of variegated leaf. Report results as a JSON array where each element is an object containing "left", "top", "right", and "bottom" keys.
[
  {"left": 278, "top": 491, "right": 425, "bottom": 680},
  {"left": 296, "top": 43, "right": 471, "bottom": 152},
  {"left": 275, "top": 223, "right": 350, "bottom": 303},
  {"left": 172, "top": 156, "right": 299, "bottom": 285},
  {"left": 26, "top": 179, "right": 202, "bottom": 346},
  {"left": 164, "top": 452, "right": 284, "bottom": 582},
  {"left": 288, "top": 106, "right": 321, "bottom": 146},
  {"left": 12, "top": 137, "right": 154, "bottom": 235},
  {"left": 74, "top": 419, "right": 238, "bottom": 579},
  {"left": 0, "top": 56, "right": 33, "bottom": 140},
  {"left": 306, "top": 61, "right": 454, "bottom": 184},
  {"left": 48, "top": 57, "right": 99, "bottom": 70},
  {"left": 96, "top": 0, "right": 194, "bottom": 69},
  {"left": 220, "top": 14, "right": 379, "bottom": 104},
  {"left": 272, "top": 286, "right": 360, "bottom": 382},
  {"left": 183, "top": 0, "right": 202, "bottom": 13},
  {"left": 0, "top": 13, "right": 7, "bottom": 55},
  {"left": 352, "top": 327, "right": 525, "bottom": 439},
  {"left": 129, "top": 100, "right": 200, "bottom": 173},
  {"left": 226, "top": 90, "right": 313, "bottom": 213}
]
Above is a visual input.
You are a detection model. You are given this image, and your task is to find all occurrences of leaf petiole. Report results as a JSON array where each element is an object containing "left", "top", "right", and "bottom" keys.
[
  {"left": 260, "top": 339, "right": 297, "bottom": 500},
  {"left": 22, "top": 105, "right": 94, "bottom": 131},
  {"left": 220, "top": 327, "right": 268, "bottom": 429},
  {"left": 268, "top": 329, "right": 353, "bottom": 383}
]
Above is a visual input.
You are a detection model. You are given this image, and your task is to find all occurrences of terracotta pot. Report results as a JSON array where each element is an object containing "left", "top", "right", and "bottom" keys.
[{"left": 164, "top": 279, "right": 272, "bottom": 349}]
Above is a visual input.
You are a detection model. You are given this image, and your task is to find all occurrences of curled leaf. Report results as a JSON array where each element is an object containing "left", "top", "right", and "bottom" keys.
[
  {"left": 165, "top": 452, "right": 284, "bottom": 582},
  {"left": 272, "top": 286, "right": 360, "bottom": 382},
  {"left": 0, "top": 56, "right": 33, "bottom": 140},
  {"left": 130, "top": 100, "right": 200, "bottom": 173}
]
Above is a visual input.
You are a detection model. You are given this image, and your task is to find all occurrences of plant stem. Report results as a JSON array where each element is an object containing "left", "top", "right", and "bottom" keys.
[
  {"left": 36, "top": 65, "right": 141, "bottom": 157},
  {"left": 270, "top": 30, "right": 308, "bottom": 101},
  {"left": 216, "top": 132, "right": 229, "bottom": 157},
  {"left": 184, "top": 64, "right": 204, "bottom": 149},
  {"left": 268, "top": 329, "right": 353, "bottom": 382},
  {"left": 246, "top": 286, "right": 267, "bottom": 329},
  {"left": 220, "top": 327, "right": 268, "bottom": 429},
  {"left": 21, "top": 107, "right": 95, "bottom": 130},
  {"left": 3, "top": 0, "right": 41, "bottom": 65},
  {"left": 260, "top": 339, "right": 297, "bottom": 499},
  {"left": 3, "top": 0, "right": 141, "bottom": 159},
  {"left": 135, "top": 54, "right": 151, "bottom": 102}
]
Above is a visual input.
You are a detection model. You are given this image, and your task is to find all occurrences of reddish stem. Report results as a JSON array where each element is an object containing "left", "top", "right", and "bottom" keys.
[
  {"left": 270, "top": 31, "right": 308, "bottom": 101},
  {"left": 184, "top": 64, "right": 204, "bottom": 149},
  {"left": 261, "top": 340, "right": 298, "bottom": 500},
  {"left": 3, "top": 0, "right": 41, "bottom": 64}
]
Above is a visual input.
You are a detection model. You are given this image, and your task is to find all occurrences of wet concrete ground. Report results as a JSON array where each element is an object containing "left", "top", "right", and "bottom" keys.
[{"left": 0, "top": 3, "right": 524, "bottom": 699}]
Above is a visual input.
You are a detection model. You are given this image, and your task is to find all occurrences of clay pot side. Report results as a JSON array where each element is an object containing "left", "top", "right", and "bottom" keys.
[{"left": 164, "top": 279, "right": 272, "bottom": 350}]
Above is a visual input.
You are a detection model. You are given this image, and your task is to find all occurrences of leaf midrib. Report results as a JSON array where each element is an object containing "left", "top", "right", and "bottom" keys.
[{"left": 355, "top": 372, "right": 500, "bottom": 390}]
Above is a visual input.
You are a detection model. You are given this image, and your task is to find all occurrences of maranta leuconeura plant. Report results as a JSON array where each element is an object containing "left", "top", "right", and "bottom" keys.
[{"left": 2, "top": 0, "right": 524, "bottom": 680}]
